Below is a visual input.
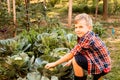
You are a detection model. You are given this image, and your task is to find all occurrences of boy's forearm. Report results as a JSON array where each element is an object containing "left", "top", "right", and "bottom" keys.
[{"left": 54, "top": 53, "right": 74, "bottom": 66}]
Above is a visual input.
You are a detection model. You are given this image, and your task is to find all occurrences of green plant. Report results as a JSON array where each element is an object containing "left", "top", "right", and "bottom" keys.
[
  {"left": 0, "top": 2, "right": 13, "bottom": 29},
  {"left": 113, "top": 0, "right": 120, "bottom": 15},
  {"left": 72, "top": 4, "right": 90, "bottom": 13},
  {"left": 93, "top": 22, "right": 105, "bottom": 37},
  {"left": 0, "top": 25, "right": 76, "bottom": 79},
  {"left": 17, "top": 2, "right": 47, "bottom": 29},
  {"left": 48, "top": 0, "right": 60, "bottom": 7}
]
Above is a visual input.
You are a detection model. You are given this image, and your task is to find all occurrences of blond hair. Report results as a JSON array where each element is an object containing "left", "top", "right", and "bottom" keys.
[{"left": 74, "top": 13, "right": 93, "bottom": 30}]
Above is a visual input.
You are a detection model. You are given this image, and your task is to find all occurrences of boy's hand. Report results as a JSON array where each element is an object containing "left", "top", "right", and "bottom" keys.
[
  {"left": 64, "top": 60, "right": 72, "bottom": 67},
  {"left": 45, "top": 62, "right": 56, "bottom": 69}
]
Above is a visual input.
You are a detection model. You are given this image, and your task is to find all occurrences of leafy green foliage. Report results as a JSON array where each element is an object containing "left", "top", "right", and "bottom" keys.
[
  {"left": 0, "top": 24, "right": 76, "bottom": 79},
  {"left": 16, "top": 2, "right": 47, "bottom": 29},
  {"left": 72, "top": 3, "right": 103, "bottom": 14},
  {"left": 108, "top": 0, "right": 120, "bottom": 15},
  {"left": 72, "top": 4, "right": 90, "bottom": 13},
  {"left": 0, "top": 39, "right": 17, "bottom": 56},
  {"left": 0, "top": 2, "right": 12, "bottom": 29},
  {"left": 48, "top": 0, "right": 60, "bottom": 7},
  {"left": 93, "top": 22, "right": 105, "bottom": 37}
]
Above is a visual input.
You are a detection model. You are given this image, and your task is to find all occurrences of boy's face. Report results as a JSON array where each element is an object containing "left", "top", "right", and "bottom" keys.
[{"left": 74, "top": 19, "right": 90, "bottom": 37}]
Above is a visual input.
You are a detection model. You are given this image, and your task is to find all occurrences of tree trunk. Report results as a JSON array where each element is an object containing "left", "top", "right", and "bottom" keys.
[
  {"left": 25, "top": 0, "right": 30, "bottom": 31},
  {"left": 44, "top": 0, "right": 46, "bottom": 5},
  {"left": 68, "top": 0, "right": 72, "bottom": 27},
  {"left": 7, "top": 0, "right": 11, "bottom": 14},
  {"left": 95, "top": 0, "right": 98, "bottom": 22},
  {"left": 13, "top": 0, "right": 17, "bottom": 37},
  {"left": 103, "top": 0, "right": 108, "bottom": 20}
]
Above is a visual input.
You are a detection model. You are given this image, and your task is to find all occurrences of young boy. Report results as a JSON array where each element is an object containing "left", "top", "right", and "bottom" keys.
[{"left": 45, "top": 13, "right": 111, "bottom": 80}]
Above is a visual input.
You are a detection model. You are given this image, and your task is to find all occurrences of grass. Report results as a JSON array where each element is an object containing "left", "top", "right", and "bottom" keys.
[{"left": 103, "top": 27, "right": 120, "bottom": 80}]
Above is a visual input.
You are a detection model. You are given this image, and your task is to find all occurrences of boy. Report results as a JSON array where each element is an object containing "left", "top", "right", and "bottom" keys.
[{"left": 45, "top": 13, "right": 111, "bottom": 80}]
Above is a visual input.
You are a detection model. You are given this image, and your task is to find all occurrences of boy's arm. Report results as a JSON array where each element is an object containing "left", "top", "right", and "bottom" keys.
[
  {"left": 63, "top": 59, "right": 72, "bottom": 66},
  {"left": 45, "top": 53, "right": 74, "bottom": 69}
]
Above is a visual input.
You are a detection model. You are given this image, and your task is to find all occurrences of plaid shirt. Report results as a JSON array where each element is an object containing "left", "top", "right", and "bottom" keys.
[{"left": 70, "top": 31, "right": 111, "bottom": 74}]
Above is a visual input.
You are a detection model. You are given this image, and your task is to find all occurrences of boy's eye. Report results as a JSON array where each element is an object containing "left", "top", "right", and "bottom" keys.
[
  {"left": 74, "top": 26, "right": 83, "bottom": 29},
  {"left": 78, "top": 26, "right": 83, "bottom": 28},
  {"left": 75, "top": 26, "right": 83, "bottom": 28},
  {"left": 75, "top": 26, "right": 77, "bottom": 28}
]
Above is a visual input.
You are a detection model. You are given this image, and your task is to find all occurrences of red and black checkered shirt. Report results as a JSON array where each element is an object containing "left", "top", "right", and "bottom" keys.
[{"left": 70, "top": 31, "right": 111, "bottom": 74}]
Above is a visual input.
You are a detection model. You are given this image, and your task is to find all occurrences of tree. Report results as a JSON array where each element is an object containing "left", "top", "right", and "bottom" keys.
[
  {"left": 7, "top": 0, "right": 11, "bottom": 14},
  {"left": 43, "top": 0, "right": 46, "bottom": 5},
  {"left": 25, "top": 0, "right": 30, "bottom": 31},
  {"left": 13, "top": 0, "right": 17, "bottom": 37},
  {"left": 68, "top": 0, "right": 72, "bottom": 27},
  {"left": 95, "top": 0, "right": 99, "bottom": 22},
  {"left": 103, "top": 0, "right": 108, "bottom": 20}
]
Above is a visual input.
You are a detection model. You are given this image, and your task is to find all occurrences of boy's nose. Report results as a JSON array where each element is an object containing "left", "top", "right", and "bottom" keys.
[{"left": 75, "top": 29, "right": 81, "bottom": 32}]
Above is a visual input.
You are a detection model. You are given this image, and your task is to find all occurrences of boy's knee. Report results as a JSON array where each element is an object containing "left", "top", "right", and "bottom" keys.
[{"left": 72, "top": 57, "right": 84, "bottom": 77}]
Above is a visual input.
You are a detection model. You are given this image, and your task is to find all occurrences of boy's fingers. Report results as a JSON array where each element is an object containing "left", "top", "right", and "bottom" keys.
[
  {"left": 45, "top": 62, "right": 56, "bottom": 69},
  {"left": 45, "top": 64, "right": 52, "bottom": 69},
  {"left": 45, "top": 64, "right": 49, "bottom": 69}
]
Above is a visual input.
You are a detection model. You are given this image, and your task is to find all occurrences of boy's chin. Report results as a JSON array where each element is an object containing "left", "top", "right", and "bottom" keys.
[{"left": 78, "top": 35, "right": 84, "bottom": 37}]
